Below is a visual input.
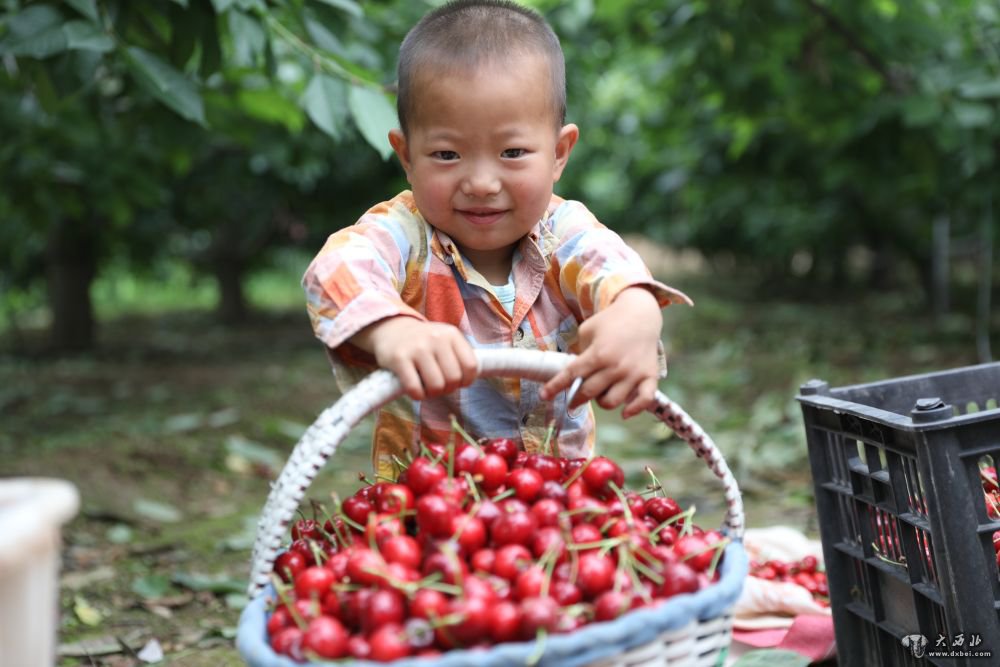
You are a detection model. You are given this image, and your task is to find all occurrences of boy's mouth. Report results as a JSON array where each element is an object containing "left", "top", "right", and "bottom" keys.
[{"left": 458, "top": 208, "right": 507, "bottom": 225}]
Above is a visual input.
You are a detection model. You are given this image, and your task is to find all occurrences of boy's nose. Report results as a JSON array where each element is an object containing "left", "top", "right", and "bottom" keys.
[{"left": 461, "top": 167, "right": 501, "bottom": 198}]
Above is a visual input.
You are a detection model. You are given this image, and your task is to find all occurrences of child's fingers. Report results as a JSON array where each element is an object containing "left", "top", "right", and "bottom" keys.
[
  {"left": 621, "top": 377, "right": 658, "bottom": 419},
  {"left": 393, "top": 360, "right": 426, "bottom": 400},
  {"left": 413, "top": 354, "right": 446, "bottom": 396},
  {"left": 452, "top": 337, "right": 479, "bottom": 387}
]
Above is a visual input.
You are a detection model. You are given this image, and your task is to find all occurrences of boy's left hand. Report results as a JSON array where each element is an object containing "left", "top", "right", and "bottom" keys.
[{"left": 540, "top": 286, "right": 664, "bottom": 419}]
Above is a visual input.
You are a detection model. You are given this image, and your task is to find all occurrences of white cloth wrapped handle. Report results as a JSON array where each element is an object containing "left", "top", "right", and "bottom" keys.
[{"left": 247, "top": 348, "right": 744, "bottom": 597}]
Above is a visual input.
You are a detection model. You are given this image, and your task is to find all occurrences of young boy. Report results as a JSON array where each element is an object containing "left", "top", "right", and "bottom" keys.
[{"left": 303, "top": 0, "right": 691, "bottom": 479}]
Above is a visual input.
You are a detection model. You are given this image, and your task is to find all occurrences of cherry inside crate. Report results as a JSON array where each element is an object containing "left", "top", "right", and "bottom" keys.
[
  {"left": 799, "top": 362, "right": 1000, "bottom": 666},
  {"left": 237, "top": 349, "right": 748, "bottom": 667}
]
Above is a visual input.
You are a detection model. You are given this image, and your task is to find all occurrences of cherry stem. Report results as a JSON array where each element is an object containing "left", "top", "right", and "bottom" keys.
[
  {"left": 644, "top": 466, "right": 665, "bottom": 497},
  {"left": 449, "top": 415, "right": 483, "bottom": 453},
  {"left": 540, "top": 420, "right": 556, "bottom": 457},
  {"left": 562, "top": 458, "right": 593, "bottom": 490},
  {"left": 608, "top": 481, "right": 635, "bottom": 529},
  {"left": 706, "top": 538, "right": 729, "bottom": 579},
  {"left": 491, "top": 488, "right": 516, "bottom": 502},
  {"left": 269, "top": 574, "right": 310, "bottom": 630},
  {"left": 526, "top": 628, "right": 548, "bottom": 667}
]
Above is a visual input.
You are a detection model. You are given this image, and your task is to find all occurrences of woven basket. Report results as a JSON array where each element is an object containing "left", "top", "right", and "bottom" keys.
[{"left": 237, "top": 349, "right": 748, "bottom": 667}]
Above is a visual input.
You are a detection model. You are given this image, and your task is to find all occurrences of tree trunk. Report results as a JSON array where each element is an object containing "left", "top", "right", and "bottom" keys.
[
  {"left": 214, "top": 258, "right": 248, "bottom": 325},
  {"left": 46, "top": 218, "right": 98, "bottom": 352}
]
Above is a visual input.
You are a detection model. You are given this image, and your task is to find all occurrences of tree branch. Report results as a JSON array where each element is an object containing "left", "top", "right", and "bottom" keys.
[{"left": 802, "top": 0, "right": 908, "bottom": 94}]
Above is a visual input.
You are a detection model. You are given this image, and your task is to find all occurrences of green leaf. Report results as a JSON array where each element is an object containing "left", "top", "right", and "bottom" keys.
[
  {"left": 348, "top": 85, "right": 397, "bottom": 160},
  {"left": 210, "top": 0, "right": 237, "bottom": 13},
  {"left": 303, "top": 73, "right": 346, "bottom": 140},
  {"left": 132, "top": 575, "right": 172, "bottom": 599},
  {"left": 951, "top": 101, "right": 994, "bottom": 128},
  {"left": 64, "top": 0, "right": 99, "bottom": 21},
  {"left": 314, "top": 0, "right": 363, "bottom": 19},
  {"left": 125, "top": 46, "right": 207, "bottom": 125},
  {"left": 0, "top": 25, "right": 68, "bottom": 59},
  {"left": 901, "top": 95, "right": 941, "bottom": 128},
  {"left": 227, "top": 10, "right": 267, "bottom": 67},
  {"left": 133, "top": 498, "right": 184, "bottom": 523},
  {"left": 731, "top": 649, "right": 811, "bottom": 667},
  {"left": 238, "top": 87, "right": 304, "bottom": 132},
  {"left": 63, "top": 20, "right": 114, "bottom": 53},
  {"left": 6, "top": 4, "right": 63, "bottom": 37},
  {"left": 172, "top": 572, "right": 246, "bottom": 594},
  {"left": 958, "top": 79, "right": 1000, "bottom": 100},
  {"left": 74, "top": 595, "right": 103, "bottom": 626}
]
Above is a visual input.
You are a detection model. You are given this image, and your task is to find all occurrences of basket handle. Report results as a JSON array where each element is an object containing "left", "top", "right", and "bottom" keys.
[{"left": 247, "top": 348, "right": 744, "bottom": 597}]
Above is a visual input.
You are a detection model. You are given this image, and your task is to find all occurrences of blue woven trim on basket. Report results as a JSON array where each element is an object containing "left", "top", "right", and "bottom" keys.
[{"left": 237, "top": 540, "right": 747, "bottom": 667}]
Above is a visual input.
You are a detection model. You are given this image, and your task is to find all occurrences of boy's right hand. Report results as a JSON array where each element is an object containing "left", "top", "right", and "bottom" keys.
[{"left": 350, "top": 317, "right": 478, "bottom": 400}]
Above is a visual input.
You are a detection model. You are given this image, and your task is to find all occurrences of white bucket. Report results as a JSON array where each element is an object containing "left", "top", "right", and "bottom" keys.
[{"left": 0, "top": 478, "right": 80, "bottom": 667}]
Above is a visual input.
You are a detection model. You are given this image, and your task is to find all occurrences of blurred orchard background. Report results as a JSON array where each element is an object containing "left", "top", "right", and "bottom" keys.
[{"left": 1, "top": 0, "right": 998, "bottom": 664}]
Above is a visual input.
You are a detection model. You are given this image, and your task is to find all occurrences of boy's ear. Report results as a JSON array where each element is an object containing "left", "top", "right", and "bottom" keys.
[
  {"left": 388, "top": 129, "right": 412, "bottom": 176},
  {"left": 552, "top": 123, "right": 579, "bottom": 182}
]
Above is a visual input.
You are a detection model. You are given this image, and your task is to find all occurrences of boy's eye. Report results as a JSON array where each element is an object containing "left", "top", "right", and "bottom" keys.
[
  {"left": 432, "top": 150, "right": 459, "bottom": 161},
  {"left": 501, "top": 148, "right": 526, "bottom": 158}
]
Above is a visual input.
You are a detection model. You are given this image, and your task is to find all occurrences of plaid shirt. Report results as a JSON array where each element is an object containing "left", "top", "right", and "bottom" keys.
[{"left": 303, "top": 190, "right": 691, "bottom": 479}]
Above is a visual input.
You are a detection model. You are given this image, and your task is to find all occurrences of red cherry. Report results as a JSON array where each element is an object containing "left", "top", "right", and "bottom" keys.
[
  {"left": 345, "top": 548, "right": 387, "bottom": 587},
  {"left": 570, "top": 523, "right": 603, "bottom": 548},
  {"left": 431, "top": 476, "right": 470, "bottom": 507},
  {"left": 270, "top": 626, "right": 304, "bottom": 660},
  {"left": 416, "top": 494, "right": 457, "bottom": 538},
  {"left": 494, "top": 543, "right": 533, "bottom": 581},
  {"left": 645, "top": 496, "right": 682, "bottom": 524},
  {"left": 489, "top": 600, "right": 523, "bottom": 643},
  {"left": 514, "top": 565, "right": 547, "bottom": 600},
  {"left": 409, "top": 588, "right": 448, "bottom": 620},
  {"left": 537, "top": 479, "right": 569, "bottom": 503},
  {"left": 519, "top": 596, "right": 560, "bottom": 638},
  {"left": 302, "top": 616, "right": 348, "bottom": 659},
  {"left": 581, "top": 457, "right": 624, "bottom": 498},
  {"left": 341, "top": 495, "right": 374, "bottom": 526},
  {"left": 291, "top": 518, "right": 322, "bottom": 542},
  {"left": 530, "top": 498, "right": 565, "bottom": 527},
  {"left": 266, "top": 606, "right": 292, "bottom": 636},
  {"left": 294, "top": 565, "right": 335, "bottom": 601},
  {"left": 381, "top": 534, "right": 422, "bottom": 570},
  {"left": 376, "top": 483, "right": 415, "bottom": 515},
  {"left": 274, "top": 550, "right": 307, "bottom": 583},
  {"left": 347, "top": 634, "right": 371, "bottom": 659},
  {"left": 484, "top": 437, "right": 519, "bottom": 463},
  {"left": 576, "top": 551, "right": 616, "bottom": 598},
  {"left": 506, "top": 468, "right": 544, "bottom": 503},
  {"left": 593, "top": 589, "right": 632, "bottom": 621},
  {"left": 451, "top": 513, "right": 488, "bottom": 554},
  {"left": 454, "top": 442, "right": 484, "bottom": 474},
  {"left": 531, "top": 526, "right": 567, "bottom": 561},
  {"left": 363, "top": 588, "right": 407, "bottom": 632},
  {"left": 406, "top": 457, "right": 447, "bottom": 496},
  {"left": 550, "top": 579, "right": 583, "bottom": 606},
  {"left": 447, "top": 595, "right": 492, "bottom": 646},
  {"left": 422, "top": 548, "right": 468, "bottom": 585},
  {"left": 474, "top": 453, "right": 509, "bottom": 491},
  {"left": 368, "top": 624, "right": 411, "bottom": 660},
  {"left": 471, "top": 548, "right": 496, "bottom": 574},
  {"left": 659, "top": 560, "right": 701, "bottom": 597},
  {"left": 674, "top": 534, "right": 716, "bottom": 572},
  {"left": 525, "top": 454, "right": 563, "bottom": 481},
  {"left": 491, "top": 510, "right": 538, "bottom": 547}
]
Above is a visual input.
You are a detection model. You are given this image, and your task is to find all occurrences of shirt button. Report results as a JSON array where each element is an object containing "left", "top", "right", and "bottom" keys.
[
  {"left": 521, "top": 414, "right": 530, "bottom": 425},
  {"left": 514, "top": 328, "right": 524, "bottom": 342}
]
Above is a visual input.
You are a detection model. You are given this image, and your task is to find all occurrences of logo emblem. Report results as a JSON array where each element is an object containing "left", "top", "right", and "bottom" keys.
[{"left": 901, "top": 634, "right": 928, "bottom": 658}]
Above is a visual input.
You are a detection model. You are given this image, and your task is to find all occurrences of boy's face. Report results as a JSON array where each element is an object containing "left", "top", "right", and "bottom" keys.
[{"left": 389, "top": 54, "right": 578, "bottom": 279}]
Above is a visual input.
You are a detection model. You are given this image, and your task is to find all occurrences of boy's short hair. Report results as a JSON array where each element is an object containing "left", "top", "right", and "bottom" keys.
[{"left": 396, "top": 0, "right": 567, "bottom": 135}]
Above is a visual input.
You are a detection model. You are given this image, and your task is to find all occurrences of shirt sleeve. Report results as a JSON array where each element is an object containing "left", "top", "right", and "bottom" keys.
[
  {"left": 548, "top": 200, "right": 693, "bottom": 318},
  {"left": 302, "top": 202, "right": 427, "bottom": 356}
]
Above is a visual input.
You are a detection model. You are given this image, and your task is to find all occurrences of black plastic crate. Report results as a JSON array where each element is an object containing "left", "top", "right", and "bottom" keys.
[{"left": 798, "top": 362, "right": 1000, "bottom": 666}]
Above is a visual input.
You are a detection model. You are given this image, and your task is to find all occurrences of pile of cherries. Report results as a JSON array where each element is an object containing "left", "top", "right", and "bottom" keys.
[
  {"left": 748, "top": 555, "right": 829, "bottom": 606},
  {"left": 265, "top": 436, "right": 727, "bottom": 662},
  {"left": 982, "top": 466, "right": 1000, "bottom": 566}
]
